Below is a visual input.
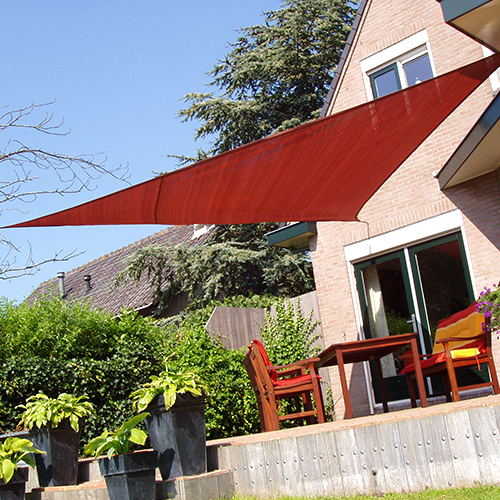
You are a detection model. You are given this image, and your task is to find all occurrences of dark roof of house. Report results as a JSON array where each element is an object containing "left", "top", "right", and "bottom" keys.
[
  {"left": 320, "top": 0, "right": 368, "bottom": 117},
  {"left": 28, "top": 224, "right": 216, "bottom": 316}
]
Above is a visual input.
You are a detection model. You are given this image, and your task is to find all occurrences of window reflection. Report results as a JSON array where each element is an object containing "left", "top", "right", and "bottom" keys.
[
  {"left": 369, "top": 49, "right": 434, "bottom": 99},
  {"left": 373, "top": 67, "right": 400, "bottom": 98},
  {"left": 403, "top": 54, "right": 434, "bottom": 86}
]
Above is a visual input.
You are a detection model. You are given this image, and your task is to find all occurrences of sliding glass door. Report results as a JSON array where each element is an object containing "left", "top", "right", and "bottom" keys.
[{"left": 354, "top": 232, "right": 476, "bottom": 403}]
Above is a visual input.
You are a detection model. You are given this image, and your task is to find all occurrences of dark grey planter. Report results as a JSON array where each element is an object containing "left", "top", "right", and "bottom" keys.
[
  {"left": 30, "top": 419, "right": 81, "bottom": 487},
  {"left": 145, "top": 392, "right": 206, "bottom": 480},
  {"left": 98, "top": 450, "right": 158, "bottom": 500},
  {"left": 0, "top": 467, "right": 29, "bottom": 500}
]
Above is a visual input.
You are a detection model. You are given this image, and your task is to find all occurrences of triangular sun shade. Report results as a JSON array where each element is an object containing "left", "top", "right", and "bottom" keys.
[{"left": 8, "top": 53, "right": 500, "bottom": 228}]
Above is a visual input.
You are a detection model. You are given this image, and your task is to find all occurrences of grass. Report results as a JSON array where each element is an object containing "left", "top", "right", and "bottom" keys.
[{"left": 229, "top": 485, "right": 500, "bottom": 499}]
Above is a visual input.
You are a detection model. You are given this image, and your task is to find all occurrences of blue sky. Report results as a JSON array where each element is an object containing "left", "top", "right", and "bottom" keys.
[{"left": 0, "top": 0, "right": 282, "bottom": 301}]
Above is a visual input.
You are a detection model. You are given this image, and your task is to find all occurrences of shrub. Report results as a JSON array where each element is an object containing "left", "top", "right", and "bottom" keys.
[
  {"left": 261, "top": 298, "right": 321, "bottom": 366},
  {"left": 0, "top": 293, "right": 323, "bottom": 442},
  {"left": 156, "top": 300, "right": 263, "bottom": 438},
  {"left": 0, "top": 297, "right": 167, "bottom": 442},
  {"left": 0, "top": 296, "right": 269, "bottom": 441}
]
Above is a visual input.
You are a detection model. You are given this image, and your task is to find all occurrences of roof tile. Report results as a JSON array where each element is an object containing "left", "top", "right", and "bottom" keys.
[{"left": 28, "top": 225, "right": 216, "bottom": 316}]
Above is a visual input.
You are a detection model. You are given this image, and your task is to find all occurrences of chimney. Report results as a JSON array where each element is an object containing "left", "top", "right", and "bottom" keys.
[
  {"left": 57, "top": 272, "right": 65, "bottom": 298},
  {"left": 84, "top": 275, "right": 92, "bottom": 293}
]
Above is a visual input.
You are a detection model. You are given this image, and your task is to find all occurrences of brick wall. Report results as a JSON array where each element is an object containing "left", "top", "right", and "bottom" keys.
[
  {"left": 446, "top": 169, "right": 500, "bottom": 286},
  {"left": 312, "top": 0, "right": 500, "bottom": 418},
  {"left": 326, "top": 0, "right": 487, "bottom": 114}
]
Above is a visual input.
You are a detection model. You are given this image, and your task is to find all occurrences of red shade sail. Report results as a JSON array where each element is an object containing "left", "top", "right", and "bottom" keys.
[{"left": 8, "top": 53, "right": 500, "bottom": 228}]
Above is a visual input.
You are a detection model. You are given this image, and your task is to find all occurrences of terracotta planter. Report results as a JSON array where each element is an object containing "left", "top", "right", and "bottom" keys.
[
  {"left": 145, "top": 392, "right": 206, "bottom": 480},
  {"left": 98, "top": 450, "right": 158, "bottom": 500},
  {"left": 0, "top": 467, "right": 29, "bottom": 500}
]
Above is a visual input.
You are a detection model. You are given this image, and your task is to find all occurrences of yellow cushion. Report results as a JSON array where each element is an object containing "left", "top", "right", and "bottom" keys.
[
  {"left": 433, "top": 305, "right": 484, "bottom": 355},
  {"left": 451, "top": 347, "right": 481, "bottom": 359}
]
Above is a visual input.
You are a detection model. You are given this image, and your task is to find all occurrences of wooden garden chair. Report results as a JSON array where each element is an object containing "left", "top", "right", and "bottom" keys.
[
  {"left": 401, "top": 302, "right": 500, "bottom": 404},
  {"left": 244, "top": 339, "right": 325, "bottom": 432}
]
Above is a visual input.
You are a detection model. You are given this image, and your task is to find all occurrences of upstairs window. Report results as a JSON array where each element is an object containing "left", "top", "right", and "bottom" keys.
[
  {"left": 361, "top": 30, "right": 436, "bottom": 100},
  {"left": 370, "top": 63, "right": 401, "bottom": 98},
  {"left": 370, "top": 49, "right": 434, "bottom": 98}
]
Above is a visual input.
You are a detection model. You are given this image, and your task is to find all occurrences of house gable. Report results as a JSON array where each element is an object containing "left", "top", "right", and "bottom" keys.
[{"left": 310, "top": 0, "right": 500, "bottom": 419}]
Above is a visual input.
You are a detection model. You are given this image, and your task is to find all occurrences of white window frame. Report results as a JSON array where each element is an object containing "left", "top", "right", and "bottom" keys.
[
  {"left": 360, "top": 30, "right": 437, "bottom": 101},
  {"left": 482, "top": 46, "right": 500, "bottom": 93}
]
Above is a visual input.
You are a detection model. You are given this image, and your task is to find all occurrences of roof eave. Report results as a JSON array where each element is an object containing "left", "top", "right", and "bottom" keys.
[
  {"left": 266, "top": 222, "right": 317, "bottom": 252},
  {"left": 320, "top": 0, "right": 369, "bottom": 118},
  {"left": 437, "top": 91, "right": 500, "bottom": 189},
  {"left": 437, "top": 0, "right": 500, "bottom": 52}
]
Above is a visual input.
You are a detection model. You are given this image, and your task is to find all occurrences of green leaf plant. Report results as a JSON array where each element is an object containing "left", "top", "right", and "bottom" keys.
[
  {"left": 0, "top": 437, "right": 45, "bottom": 484},
  {"left": 17, "top": 393, "right": 95, "bottom": 433},
  {"left": 130, "top": 366, "right": 203, "bottom": 413},
  {"left": 84, "top": 413, "right": 149, "bottom": 459}
]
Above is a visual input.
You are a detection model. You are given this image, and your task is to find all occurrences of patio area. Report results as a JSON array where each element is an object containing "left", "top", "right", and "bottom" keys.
[{"left": 22, "top": 393, "right": 500, "bottom": 499}]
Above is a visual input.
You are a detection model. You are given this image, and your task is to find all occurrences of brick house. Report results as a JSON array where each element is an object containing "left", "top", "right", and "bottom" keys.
[{"left": 272, "top": 0, "right": 500, "bottom": 418}]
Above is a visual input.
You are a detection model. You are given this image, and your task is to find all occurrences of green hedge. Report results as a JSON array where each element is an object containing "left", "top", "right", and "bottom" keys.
[
  {"left": 0, "top": 294, "right": 318, "bottom": 445},
  {"left": 0, "top": 296, "right": 267, "bottom": 443},
  {"left": 0, "top": 354, "right": 158, "bottom": 448}
]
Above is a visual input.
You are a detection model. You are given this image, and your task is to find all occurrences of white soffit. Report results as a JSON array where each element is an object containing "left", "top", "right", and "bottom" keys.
[
  {"left": 440, "top": 0, "right": 500, "bottom": 52},
  {"left": 437, "top": 92, "right": 500, "bottom": 189}
]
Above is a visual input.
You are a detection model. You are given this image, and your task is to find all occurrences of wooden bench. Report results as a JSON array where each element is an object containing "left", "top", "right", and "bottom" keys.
[
  {"left": 401, "top": 302, "right": 500, "bottom": 404},
  {"left": 244, "top": 339, "right": 325, "bottom": 432}
]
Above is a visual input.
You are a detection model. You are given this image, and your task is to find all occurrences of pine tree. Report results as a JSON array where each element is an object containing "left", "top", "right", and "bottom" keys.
[
  {"left": 176, "top": 0, "right": 357, "bottom": 159},
  {"left": 123, "top": 1, "right": 358, "bottom": 310},
  {"left": 117, "top": 223, "right": 315, "bottom": 311}
]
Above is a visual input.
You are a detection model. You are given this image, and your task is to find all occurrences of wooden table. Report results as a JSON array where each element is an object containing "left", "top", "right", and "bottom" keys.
[{"left": 316, "top": 332, "right": 428, "bottom": 418}]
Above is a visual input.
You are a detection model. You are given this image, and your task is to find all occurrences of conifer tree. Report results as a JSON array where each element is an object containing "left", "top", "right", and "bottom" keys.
[
  {"left": 124, "top": 1, "right": 357, "bottom": 310},
  {"left": 176, "top": 0, "right": 357, "bottom": 159}
]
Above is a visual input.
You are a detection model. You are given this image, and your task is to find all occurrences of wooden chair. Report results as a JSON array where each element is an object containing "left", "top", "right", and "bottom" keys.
[
  {"left": 401, "top": 302, "right": 500, "bottom": 404},
  {"left": 244, "top": 339, "right": 326, "bottom": 432}
]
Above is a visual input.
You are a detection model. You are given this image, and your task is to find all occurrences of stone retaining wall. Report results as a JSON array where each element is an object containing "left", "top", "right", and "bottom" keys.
[{"left": 207, "top": 395, "right": 500, "bottom": 498}]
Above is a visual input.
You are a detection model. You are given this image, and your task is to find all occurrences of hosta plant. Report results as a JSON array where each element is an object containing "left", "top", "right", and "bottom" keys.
[
  {"left": 0, "top": 437, "right": 44, "bottom": 483},
  {"left": 84, "top": 413, "right": 149, "bottom": 459},
  {"left": 130, "top": 366, "right": 203, "bottom": 413},
  {"left": 17, "top": 393, "right": 95, "bottom": 432}
]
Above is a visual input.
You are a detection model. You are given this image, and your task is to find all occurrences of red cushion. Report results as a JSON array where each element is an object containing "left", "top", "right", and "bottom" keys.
[
  {"left": 274, "top": 374, "right": 312, "bottom": 386},
  {"left": 436, "top": 302, "right": 477, "bottom": 329},
  {"left": 250, "top": 339, "right": 278, "bottom": 383},
  {"left": 249, "top": 339, "right": 320, "bottom": 386}
]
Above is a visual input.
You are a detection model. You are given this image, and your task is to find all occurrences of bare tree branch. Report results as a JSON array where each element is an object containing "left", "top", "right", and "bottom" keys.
[
  {"left": 0, "top": 101, "right": 130, "bottom": 280},
  {"left": 0, "top": 100, "right": 66, "bottom": 135},
  {"left": 0, "top": 234, "right": 83, "bottom": 280}
]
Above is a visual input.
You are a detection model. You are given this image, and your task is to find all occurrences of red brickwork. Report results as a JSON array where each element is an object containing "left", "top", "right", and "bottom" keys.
[{"left": 312, "top": 0, "right": 500, "bottom": 419}]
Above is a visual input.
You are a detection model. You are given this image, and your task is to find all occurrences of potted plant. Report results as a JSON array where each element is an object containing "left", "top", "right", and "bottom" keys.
[
  {"left": 0, "top": 437, "right": 45, "bottom": 500},
  {"left": 130, "top": 366, "right": 206, "bottom": 480},
  {"left": 17, "top": 393, "right": 94, "bottom": 487},
  {"left": 84, "top": 413, "right": 157, "bottom": 500}
]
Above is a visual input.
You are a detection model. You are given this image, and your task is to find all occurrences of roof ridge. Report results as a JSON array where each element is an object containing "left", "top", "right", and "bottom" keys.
[{"left": 35, "top": 225, "right": 195, "bottom": 286}]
